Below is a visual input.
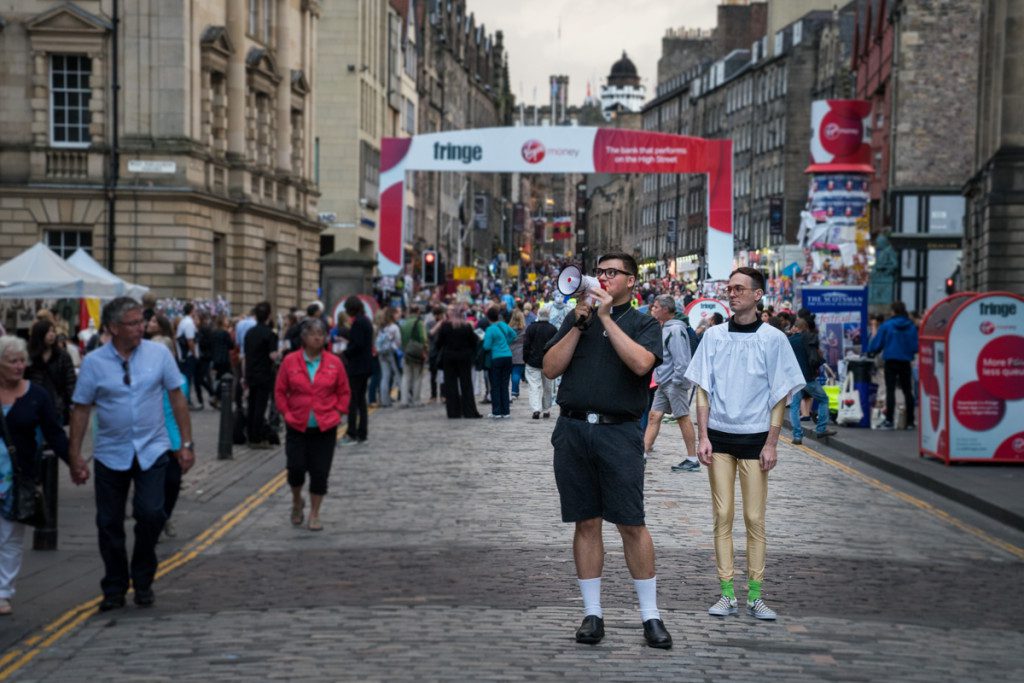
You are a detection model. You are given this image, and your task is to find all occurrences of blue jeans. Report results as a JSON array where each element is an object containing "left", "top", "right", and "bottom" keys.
[
  {"left": 94, "top": 453, "right": 169, "bottom": 597},
  {"left": 791, "top": 382, "right": 830, "bottom": 439},
  {"left": 489, "top": 356, "right": 513, "bottom": 415},
  {"left": 511, "top": 364, "right": 525, "bottom": 396}
]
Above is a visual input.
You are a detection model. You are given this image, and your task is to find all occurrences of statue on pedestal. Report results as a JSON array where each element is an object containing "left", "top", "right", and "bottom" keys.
[{"left": 869, "top": 233, "right": 898, "bottom": 306}]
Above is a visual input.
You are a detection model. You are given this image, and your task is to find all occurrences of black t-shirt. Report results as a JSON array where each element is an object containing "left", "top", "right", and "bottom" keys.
[
  {"left": 709, "top": 316, "right": 768, "bottom": 459},
  {"left": 243, "top": 323, "right": 278, "bottom": 386},
  {"left": 544, "top": 302, "right": 663, "bottom": 419}
]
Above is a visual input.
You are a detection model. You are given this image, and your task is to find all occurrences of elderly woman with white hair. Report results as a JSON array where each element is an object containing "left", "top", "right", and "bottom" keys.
[{"left": 0, "top": 336, "right": 70, "bottom": 615}]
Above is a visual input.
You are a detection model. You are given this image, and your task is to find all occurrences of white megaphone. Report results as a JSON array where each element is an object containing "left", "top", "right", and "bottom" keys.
[{"left": 556, "top": 264, "right": 602, "bottom": 305}]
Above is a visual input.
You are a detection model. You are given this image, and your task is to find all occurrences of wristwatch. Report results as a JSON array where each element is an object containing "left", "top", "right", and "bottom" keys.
[{"left": 181, "top": 441, "right": 194, "bottom": 451}]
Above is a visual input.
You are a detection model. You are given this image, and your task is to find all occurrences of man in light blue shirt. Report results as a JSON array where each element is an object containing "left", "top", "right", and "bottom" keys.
[{"left": 68, "top": 297, "right": 196, "bottom": 612}]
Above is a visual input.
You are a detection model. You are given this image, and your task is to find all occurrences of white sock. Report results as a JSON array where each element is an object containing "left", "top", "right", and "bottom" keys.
[
  {"left": 578, "top": 577, "right": 603, "bottom": 618},
  {"left": 686, "top": 456, "right": 699, "bottom": 463},
  {"left": 634, "top": 576, "right": 660, "bottom": 622}
]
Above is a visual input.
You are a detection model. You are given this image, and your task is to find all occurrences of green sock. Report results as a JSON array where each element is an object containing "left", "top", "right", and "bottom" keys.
[
  {"left": 720, "top": 579, "right": 735, "bottom": 599},
  {"left": 748, "top": 580, "right": 762, "bottom": 603}
]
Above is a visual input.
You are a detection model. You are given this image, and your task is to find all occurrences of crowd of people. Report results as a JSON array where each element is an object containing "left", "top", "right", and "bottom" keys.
[{"left": 0, "top": 253, "right": 923, "bottom": 651}]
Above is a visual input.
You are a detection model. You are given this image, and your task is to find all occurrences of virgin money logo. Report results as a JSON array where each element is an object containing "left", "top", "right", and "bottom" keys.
[
  {"left": 824, "top": 122, "right": 860, "bottom": 140},
  {"left": 522, "top": 140, "right": 545, "bottom": 164},
  {"left": 980, "top": 321, "right": 996, "bottom": 335},
  {"left": 1014, "top": 437, "right": 1024, "bottom": 453}
]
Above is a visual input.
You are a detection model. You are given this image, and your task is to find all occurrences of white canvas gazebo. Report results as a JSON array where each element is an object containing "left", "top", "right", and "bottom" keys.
[
  {"left": 66, "top": 248, "right": 149, "bottom": 301},
  {"left": 0, "top": 242, "right": 122, "bottom": 299}
]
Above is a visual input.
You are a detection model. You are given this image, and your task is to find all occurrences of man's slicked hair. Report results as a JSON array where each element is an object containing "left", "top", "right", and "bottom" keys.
[
  {"left": 730, "top": 266, "right": 766, "bottom": 292},
  {"left": 597, "top": 251, "right": 638, "bottom": 277}
]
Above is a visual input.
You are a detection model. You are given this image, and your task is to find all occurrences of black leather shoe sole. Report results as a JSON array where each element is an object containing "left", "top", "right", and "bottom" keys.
[
  {"left": 99, "top": 595, "right": 126, "bottom": 612},
  {"left": 575, "top": 616, "right": 605, "bottom": 644}
]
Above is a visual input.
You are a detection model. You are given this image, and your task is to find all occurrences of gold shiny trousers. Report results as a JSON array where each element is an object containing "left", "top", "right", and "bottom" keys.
[{"left": 708, "top": 452, "right": 768, "bottom": 582}]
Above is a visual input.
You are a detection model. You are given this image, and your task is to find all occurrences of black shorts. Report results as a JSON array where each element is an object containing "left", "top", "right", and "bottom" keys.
[{"left": 551, "top": 417, "right": 646, "bottom": 526}]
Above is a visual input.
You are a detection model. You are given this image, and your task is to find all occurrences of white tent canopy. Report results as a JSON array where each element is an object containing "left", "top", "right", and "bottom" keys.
[
  {"left": 67, "top": 248, "right": 149, "bottom": 301},
  {"left": 0, "top": 242, "right": 122, "bottom": 299}
]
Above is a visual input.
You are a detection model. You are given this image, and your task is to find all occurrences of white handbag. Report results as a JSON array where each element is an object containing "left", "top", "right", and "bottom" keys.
[{"left": 837, "top": 372, "right": 864, "bottom": 426}]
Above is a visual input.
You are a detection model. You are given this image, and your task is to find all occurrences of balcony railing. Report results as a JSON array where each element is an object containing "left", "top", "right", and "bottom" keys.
[{"left": 45, "top": 150, "right": 89, "bottom": 179}]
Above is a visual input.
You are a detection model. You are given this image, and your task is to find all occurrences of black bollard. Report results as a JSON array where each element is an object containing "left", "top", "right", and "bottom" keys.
[
  {"left": 32, "top": 449, "right": 58, "bottom": 550},
  {"left": 218, "top": 373, "right": 235, "bottom": 460}
]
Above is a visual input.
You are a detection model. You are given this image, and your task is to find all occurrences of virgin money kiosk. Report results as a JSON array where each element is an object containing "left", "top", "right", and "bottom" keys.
[
  {"left": 684, "top": 298, "right": 730, "bottom": 329},
  {"left": 919, "top": 292, "right": 1024, "bottom": 464}
]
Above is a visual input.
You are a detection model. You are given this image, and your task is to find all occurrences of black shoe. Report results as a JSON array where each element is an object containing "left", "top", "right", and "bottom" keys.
[
  {"left": 642, "top": 618, "right": 672, "bottom": 649},
  {"left": 792, "top": 437, "right": 802, "bottom": 445},
  {"left": 813, "top": 428, "right": 837, "bottom": 438},
  {"left": 542, "top": 412, "right": 550, "bottom": 419},
  {"left": 800, "top": 415, "right": 812, "bottom": 422},
  {"left": 99, "top": 594, "right": 126, "bottom": 612},
  {"left": 133, "top": 588, "right": 155, "bottom": 607},
  {"left": 532, "top": 411, "right": 540, "bottom": 419},
  {"left": 575, "top": 615, "right": 605, "bottom": 644}
]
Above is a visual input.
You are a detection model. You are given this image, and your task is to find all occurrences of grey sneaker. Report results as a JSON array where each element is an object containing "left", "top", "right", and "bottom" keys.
[
  {"left": 792, "top": 436, "right": 803, "bottom": 445},
  {"left": 671, "top": 460, "right": 701, "bottom": 473},
  {"left": 746, "top": 598, "right": 777, "bottom": 620},
  {"left": 708, "top": 595, "right": 738, "bottom": 617}
]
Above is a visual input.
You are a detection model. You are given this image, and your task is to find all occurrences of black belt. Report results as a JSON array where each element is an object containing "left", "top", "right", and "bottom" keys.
[{"left": 560, "top": 409, "right": 637, "bottom": 425}]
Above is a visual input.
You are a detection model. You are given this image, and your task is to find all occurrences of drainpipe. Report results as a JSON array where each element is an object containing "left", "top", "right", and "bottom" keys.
[{"left": 106, "top": 0, "right": 120, "bottom": 272}]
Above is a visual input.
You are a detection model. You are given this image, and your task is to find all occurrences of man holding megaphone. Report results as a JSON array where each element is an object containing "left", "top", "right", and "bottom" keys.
[{"left": 542, "top": 252, "right": 672, "bottom": 649}]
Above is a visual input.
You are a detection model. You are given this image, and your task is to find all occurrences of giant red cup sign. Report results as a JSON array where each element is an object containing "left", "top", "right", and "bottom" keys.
[{"left": 807, "top": 100, "right": 872, "bottom": 173}]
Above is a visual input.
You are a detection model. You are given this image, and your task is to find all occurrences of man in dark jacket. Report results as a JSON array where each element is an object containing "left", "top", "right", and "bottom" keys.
[
  {"left": 867, "top": 301, "right": 919, "bottom": 430},
  {"left": 522, "top": 305, "right": 558, "bottom": 418},
  {"left": 340, "top": 296, "right": 373, "bottom": 445},
  {"left": 243, "top": 301, "right": 278, "bottom": 448},
  {"left": 788, "top": 318, "right": 836, "bottom": 445}
]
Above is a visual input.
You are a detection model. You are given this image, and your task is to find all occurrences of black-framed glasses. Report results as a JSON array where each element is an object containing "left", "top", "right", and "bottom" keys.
[
  {"left": 725, "top": 285, "right": 758, "bottom": 295},
  {"left": 121, "top": 359, "right": 131, "bottom": 386},
  {"left": 594, "top": 267, "right": 633, "bottom": 279}
]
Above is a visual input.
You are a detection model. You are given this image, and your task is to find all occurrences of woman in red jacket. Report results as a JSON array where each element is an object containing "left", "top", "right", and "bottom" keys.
[{"left": 274, "top": 319, "right": 351, "bottom": 531}]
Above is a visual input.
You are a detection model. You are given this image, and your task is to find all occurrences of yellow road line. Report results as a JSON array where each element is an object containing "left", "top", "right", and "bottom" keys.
[
  {"left": 0, "top": 468, "right": 288, "bottom": 681},
  {"left": 788, "top": 438, "right": 1024, "bottom": 561}
]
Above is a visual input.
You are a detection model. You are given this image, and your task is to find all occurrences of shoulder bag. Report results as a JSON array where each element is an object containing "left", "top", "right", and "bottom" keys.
[{"left": 0, "top": 406, "right": 47, "bottom": 528}]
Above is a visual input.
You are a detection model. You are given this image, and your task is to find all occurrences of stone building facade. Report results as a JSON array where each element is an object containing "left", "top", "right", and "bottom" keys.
[
  {"left": 638, "top": 7, "right": 827, "bottom": 277},
  {"left": 0, "top": 0, "right": 322, "bottom": 312},
  {"left": 411, "top": 0, "right": 511, "bottom": 277},
  {"left": 963, "top": 0, "right": 1024, "bottom": 295}
]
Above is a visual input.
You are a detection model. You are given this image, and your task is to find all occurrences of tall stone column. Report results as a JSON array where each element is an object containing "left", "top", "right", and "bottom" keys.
[
  {"left": 276, "top": 0, "right": 293, "bottom": 176},
  {"left": 226, "top": 0, "right": 247, "bottom": 163}
]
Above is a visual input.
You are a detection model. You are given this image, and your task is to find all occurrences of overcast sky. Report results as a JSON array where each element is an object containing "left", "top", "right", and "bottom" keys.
[{"left": 469, "top": 0, "right": 719, "bottom": 106}]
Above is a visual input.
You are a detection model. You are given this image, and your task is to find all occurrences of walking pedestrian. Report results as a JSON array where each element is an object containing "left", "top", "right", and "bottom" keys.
[
  {"left": 867, "top": 301, "right": 918, "bottom": 430},
  {"left": 685, "top": 268, "right": 805, "bottom": 621},
  {"left": 243, "top": 301, "right": 279, "bottom": 449},
  {"left": 378, "top": 308, "right": 403, "bottom": 407},
  {"left": 542, "top": 252, "right": 672, "bottom": 649},
  {"left": 508, "top": 309, "right": 527, "bottom": 400},
  {"left": 194, "top": 312, "right": 217, "bottom": 409},
  {"left": 788, "top": 317, "right": 836, "bottom": 445},
  {"left": 640, "top": 295, "right": 699, "bottom": 472},
  {"left": 483, "top": 307, "right": 516, "bottom": 418},
  {"left": 399, "top": 304, "right": 428, "bottom": 407},
  {"left": 26, "top": 319, "right": 76, "bottom": 425},
  {"left": 175, "top": 303, "right": 200, "bottom": 409},
  {"left": 437, "top": 306, "right": 483, "bottom": 419},
  {"left": 275, "top": 319, "right": 350, "bottom": 531},
  {"left": 427, "top": 305, "right": 446, "bottom": 403},
  {"left": 339, "top": 297, "right": 372, "bottom": 445},
  {"left": 522, "top": 305, "right": 557, "bottom": 419},
  {"left": 209, "top": 314, "right": 234, "bottom": 404},
  {"left": 0, "top": 336, "right": 70, "bottom": 616},
  {"left": 67, "top": 298, "right": 196, "bottom": 611}
]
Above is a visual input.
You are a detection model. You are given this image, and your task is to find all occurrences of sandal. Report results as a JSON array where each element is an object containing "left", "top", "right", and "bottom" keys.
[
  {"left": 307, "top": 515, "right": 322, "bottom": 532},
  {"left": 291, "top": 498, "right": 304, "bottom": 526}
]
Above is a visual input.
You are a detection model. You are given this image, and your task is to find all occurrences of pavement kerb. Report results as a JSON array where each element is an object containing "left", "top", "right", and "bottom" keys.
[
  {"left": 785, "top": 436, "right": 1024, "bottom": 561},
  {"left": 784, "top": 418, "right": 1024, "bottom": 533}
]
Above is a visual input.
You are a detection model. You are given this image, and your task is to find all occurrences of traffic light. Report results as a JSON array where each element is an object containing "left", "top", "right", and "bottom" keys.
[
  {"left": 945, "top": 277, "right": 955, "bottom": 295},
  {"left": 422, "top": 250, "right": 438, "bottom": 286}
]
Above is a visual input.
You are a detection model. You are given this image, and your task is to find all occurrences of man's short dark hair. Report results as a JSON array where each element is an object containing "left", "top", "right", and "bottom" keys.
[
  {"left": 306, "top": 303, "right": 321, "bottom": 317},
  {"left": 344, "top": 296, "right": 363, "bottom": 317},
  {"left": 182, "top": 302, "right": 194, "bottom": 315},
  {"left": 101, "top": 297, "right": 143, "bottom": 329},
  {"left": 892, "top": 301, "right": 908, "bottom": 317},
  {"left": 486, "top": 306, "right": 500, "bottom": 322},
  {"left": 730, "top": 267, "right": 766, "bottom": 292},
  {"left": 597, "top": 252, "right": 638, "bottom": 277},
  {"left": 254, "top": 301, "right": 272, "bottom": 324}
]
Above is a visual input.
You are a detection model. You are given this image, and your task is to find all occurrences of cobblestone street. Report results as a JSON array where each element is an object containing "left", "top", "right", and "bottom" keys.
[{"left": 7, "top": 397, "right": 1024, "bottom": 682}]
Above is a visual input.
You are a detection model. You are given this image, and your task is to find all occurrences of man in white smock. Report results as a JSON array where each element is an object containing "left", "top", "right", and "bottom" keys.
[{"left": 684, "top": 267, "right": 805, "bottom": 620}]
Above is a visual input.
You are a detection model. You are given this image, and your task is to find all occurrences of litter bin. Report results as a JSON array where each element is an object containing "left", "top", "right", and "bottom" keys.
[{"left": 846, "top": 358, "right": 877, "bottom": 428}]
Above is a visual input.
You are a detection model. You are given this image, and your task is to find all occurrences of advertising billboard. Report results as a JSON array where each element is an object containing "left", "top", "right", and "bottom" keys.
[
  {"left": 684, "top": 298, "right": 731, "bottom": 330},
  {"left": 799, "top": 286, "right": 868, "bottom": 377},
  {"left": 806, "top": 100, "right": 873, "bottom": 173}
]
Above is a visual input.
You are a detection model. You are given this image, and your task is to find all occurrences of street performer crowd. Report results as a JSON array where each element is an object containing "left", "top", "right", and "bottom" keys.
[{"left": 1, "top": 252, "right": 855, "bottom": 650}]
